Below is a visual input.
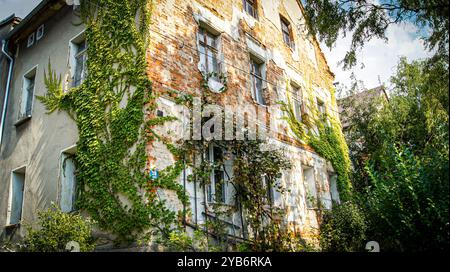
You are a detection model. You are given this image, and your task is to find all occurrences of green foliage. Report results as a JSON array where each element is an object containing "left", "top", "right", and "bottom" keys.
[
  {"left": 281, "top": 94, "right": 353, "bottom": 201},
  {"left": 319, "top": 201, "right": 367, "bottom": 252},
  {"left": 339, "top": 57, "right": 449, "bottom": 251},
  {"left": 308, "top": 116, "right": 353, "bottom": 201},
  {"left": 39, "top": 0, "right": 186, "bottom": 244},
  {"left": 21, "top": 205, "right": 95, "bottom": 252},
  {"left": 364, "top": 145, "right": 449, "bottom": 251},
  {"left": 303, "top": 0, "right": 449, "bottom": 68}
]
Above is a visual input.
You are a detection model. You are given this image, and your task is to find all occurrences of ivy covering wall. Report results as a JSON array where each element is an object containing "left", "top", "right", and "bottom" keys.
[
  {"left": 38, "top": 0, "right": 186, "bottom": 243},
  {"left": 280, "top": 83, "right": 353, "bottom": 201}
]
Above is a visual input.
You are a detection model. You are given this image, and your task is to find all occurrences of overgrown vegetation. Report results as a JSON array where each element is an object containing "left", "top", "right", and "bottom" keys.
[
  {"left": 320, "top": 57, "right": 449, "bottom": 252},
  {"left": 38, "top": 0, "right": 186, "bottom": 244},
  {"left": 20, "top": 205, "right": 95, "bottom": 252}
]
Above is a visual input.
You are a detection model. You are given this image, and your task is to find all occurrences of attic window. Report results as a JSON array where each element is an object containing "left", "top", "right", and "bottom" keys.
[
  {"left": 27, "top": 33, "right": 35, "bottom": 48},
  {"left": 36, "top": 24, "right": 44, "bottom": 40},
  {"left": 243, "top": 0, "right": 258, "bottom": 19}
]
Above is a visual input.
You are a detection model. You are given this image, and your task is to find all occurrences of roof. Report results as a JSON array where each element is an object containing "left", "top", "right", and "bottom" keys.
[
  {"left": 0, "top": 14, "right": 22, "bottom": 28},
  {"left": 4, "top": 0, "right": 66, "bottom": 42}
]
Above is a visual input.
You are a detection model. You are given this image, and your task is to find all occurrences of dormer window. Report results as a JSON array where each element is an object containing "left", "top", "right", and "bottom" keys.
[
  {"left": 280, "top": 16, "right": 294, "bottom": 49},
  {"left": 243, "top": 0, "right": 258, "bottom": 19}
]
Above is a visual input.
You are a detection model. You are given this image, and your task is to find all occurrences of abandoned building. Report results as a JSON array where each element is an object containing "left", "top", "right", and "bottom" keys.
[{"left": 0, "top": 0, "right": 342, "bottom": 247}]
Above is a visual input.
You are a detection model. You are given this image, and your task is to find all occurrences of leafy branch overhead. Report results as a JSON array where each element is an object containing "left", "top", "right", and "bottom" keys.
[{"left": 302, "top": 0, "right": 449, "bottom": 68}]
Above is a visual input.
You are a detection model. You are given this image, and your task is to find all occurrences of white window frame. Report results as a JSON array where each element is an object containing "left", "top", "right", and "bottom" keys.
[
  {"left": 249, "top": 54, "right": 266, "bottom": 105},
  {"left": 206, "top": 144, "right": 228, "bottom": 204},
  {"left": 27, "top": 32, "right": 35, "bottom": 48},
  {"left": 291, "top": 83, "right": 303, "bottom": 122},
  {"left": 302, "top": 165, "right": 317, "bottom": 209},
  {"left": 36, "top": 24, "right": 45, "bottom": 41},
  {"left": 18, "top": 65, "right": 38, "bottom": 122},
  {"left": 6, "top": 166, "right": 27, "bottom": 226},
  {"left": 69, "top": 31, "right": 87, "bottom": 87}
]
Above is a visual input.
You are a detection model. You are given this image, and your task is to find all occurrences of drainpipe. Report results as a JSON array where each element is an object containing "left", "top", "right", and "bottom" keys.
[{"left": 0, "top": 39, "right": 14, "bottom": 148}]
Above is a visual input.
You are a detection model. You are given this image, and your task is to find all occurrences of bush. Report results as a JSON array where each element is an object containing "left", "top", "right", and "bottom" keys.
[
  {"left": 21, "top": 205, "right": 95, "bottom": 252},
  {"left": 319, "top": 201, "right": 367, "bottom": 252}
]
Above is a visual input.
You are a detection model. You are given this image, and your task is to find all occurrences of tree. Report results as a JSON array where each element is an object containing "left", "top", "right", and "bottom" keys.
[
  {"left": 335, "top": 57, "right": 449, "bottom": 251},
  {"left": 303, "top": 0, "right": 449, "bottom": 68}
]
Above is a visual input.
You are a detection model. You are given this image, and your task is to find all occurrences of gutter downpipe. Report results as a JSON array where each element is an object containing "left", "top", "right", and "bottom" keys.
[{"left": 0, "top": 39, "right": 14, "bottom": 148}]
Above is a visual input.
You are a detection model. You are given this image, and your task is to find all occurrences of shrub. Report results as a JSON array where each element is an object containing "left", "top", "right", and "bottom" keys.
[
  {"left": 21, "top": 205, "right": 95, "bottom": 252},
  {"left": 319, "top": 201, "right": 367, "bottom": 252}
]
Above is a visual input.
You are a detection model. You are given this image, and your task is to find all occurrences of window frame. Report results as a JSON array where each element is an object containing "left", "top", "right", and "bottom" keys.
[
  {"left": 17, "top": 65, "right": 37, "bottom": 124},
  {"left": 250, "top": 55, "right": 266, "bottom": 105},
  {"left": 280, "top": 16, "right": 295, "bottom": 49},
  {"left": 302, "top": 165, "right": 317, "bottom": 209},
  {"left": 197, "top": 27, "right": 221, "bottom": 76},
  {"left": 243, "top": 0, "right": 258, "bottom": 19},
  {"left": 291, "top": 84, "right": 303, "bottom": 122},
  {"left": 206, "top": 145, "right": 227, "bottom": 204},
  {"left": 7, "top": 166, "right": 27, "bottom": 226},
  {"left": 36, "top": 24, "right": 45, "bottom": 41},
  {"left": 317, "top": 98, "right": 326, "bottom": 118},
  {"left": 59, "top": 145, "right": 78, "bottom": 213},
  {"left": 70, "top": 31, "right": 87, "bottom": 88}
]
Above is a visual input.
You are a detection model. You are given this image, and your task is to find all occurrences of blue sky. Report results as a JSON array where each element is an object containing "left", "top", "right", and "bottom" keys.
[{"left": 1, "top": 0, "right": 431, "bottom": 95}]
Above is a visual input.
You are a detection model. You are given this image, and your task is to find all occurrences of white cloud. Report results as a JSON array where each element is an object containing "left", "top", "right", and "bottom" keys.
[{"left": 321, "top": 21, "right": 432, "bottom": 95}]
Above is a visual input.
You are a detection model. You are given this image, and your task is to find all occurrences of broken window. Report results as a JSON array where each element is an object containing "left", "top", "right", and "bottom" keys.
[
  {"left": 280, "top": 16, "right": 294, "bottom": 49},
  {"left": 243, "top": 0, "right": 257, "bottom": 19},
  {"left": 60, "top": 149, "right": 77, "bottom": 213},
  {"left": 207, "top": 145, "right": 226, "bottom": 203},
  {"left": 198, "top": 27, "right": 220, "bottom": 75},
  {"left": 19, "top": 67, "right": 36, "bottom": 120},
  {"left": 8, "top": 167, "right": 26, "bottom": 225},
  {"left": 250, "top": 56, "right": 265, "bottom": 105}
]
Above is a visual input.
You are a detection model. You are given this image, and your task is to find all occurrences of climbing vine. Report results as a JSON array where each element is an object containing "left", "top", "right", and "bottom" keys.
[
  {"left": 280, "top": 82, "right": 353, "bottom": 201},
  {"left": 38, "top": 0, "right": 186, "bottom": 244}
]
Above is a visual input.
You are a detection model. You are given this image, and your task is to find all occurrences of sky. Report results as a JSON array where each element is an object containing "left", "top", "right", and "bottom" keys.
[{"left": 1, "top": 0, "right": 432, "bottom": 96}]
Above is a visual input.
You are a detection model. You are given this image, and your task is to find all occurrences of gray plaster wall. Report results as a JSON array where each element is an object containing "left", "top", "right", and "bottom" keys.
[{"left": 0, "top": 6, "right": 83, "bottom": 238}]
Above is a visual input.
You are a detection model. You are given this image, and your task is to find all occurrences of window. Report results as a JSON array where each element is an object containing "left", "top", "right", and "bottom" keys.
[
  {"left": 317, "top": 98, "right": 326, "bottom": 118},
  {"left": 60, "top": 148, "right": 77, "bottom": 213},
  {"left": 27, "top": 33, "right": 35, "bottom": 47},
  {"left": 328, "top": 173, "right": 340, "bottom": 204},
  {"left": 198, "top": 27, "right": 220, "bottom": 75},
  {"left": 292, "top": 84, "right": 302, "bottom": 121},
  {"left": 71, "top": 38, "right": 87, "bottom": 87},
  {"left": 19, "top": 67, "right": 36, "bottom": 121},
  {"left": 36, "top": 24, "right": 44, "bottom": 40},
  {"left": 243, "top": 0, "right": 257, "bottom": 19},
  {"left": 8, "top": 167, "right": 26, "bottom": 225},
  {"left": 280, "top": 16, "right": 294, "bottom": 49},
  {"left": 302, "top": 166, "right": 317, "bottom": 209},
  {"left": 319, "top": 173, "right": 332, "bottom": 210},
  {"left": 207, "top": 145, "right": 226, "bottom": 203},
  {"left": 250, "top": 56, "right": 265, "bottom": 105},
  {"left": 262, "top": 175, "right": 274, "bottom": 205}
]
